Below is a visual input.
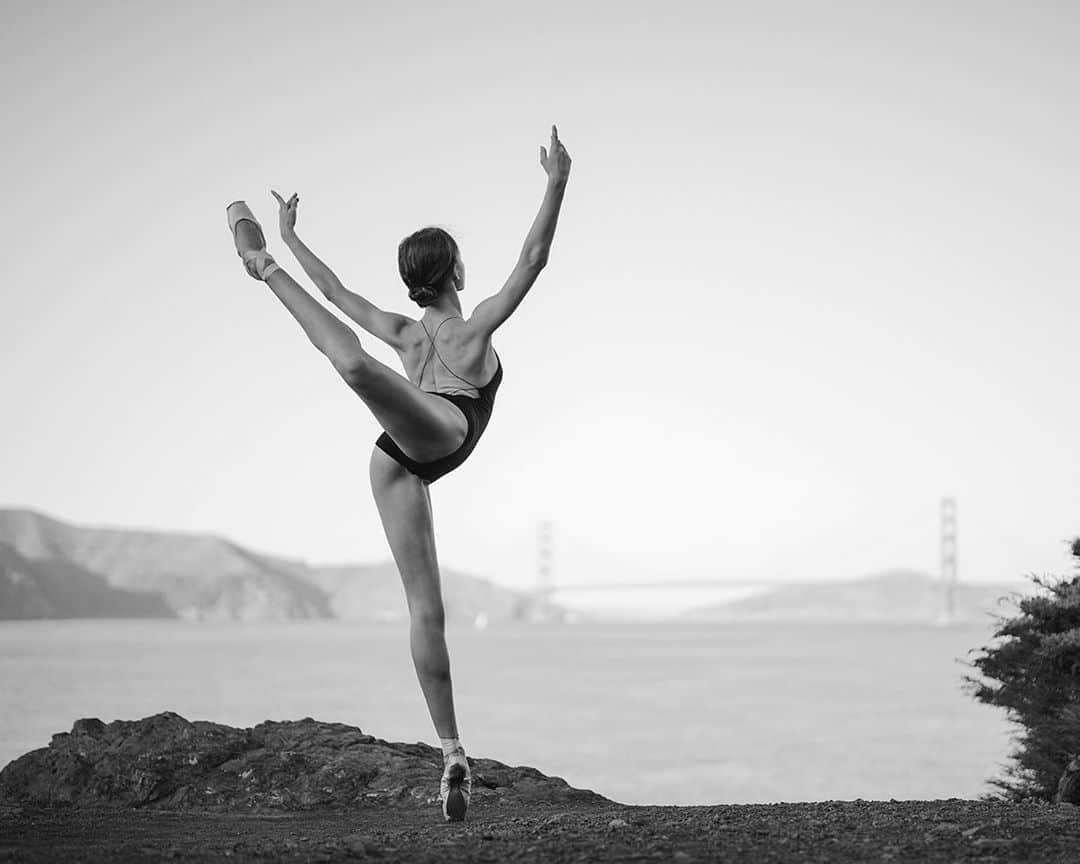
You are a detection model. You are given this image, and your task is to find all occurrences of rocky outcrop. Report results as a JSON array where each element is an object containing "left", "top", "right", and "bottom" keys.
[{"left": 0, "top": 713, "right": 607, "bottom": 812}]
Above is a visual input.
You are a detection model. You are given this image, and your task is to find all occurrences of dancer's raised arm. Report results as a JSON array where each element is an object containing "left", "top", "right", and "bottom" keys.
[
  {"left": 469, "top": 125, "right": 571, "bottom": 337},
  {"left": 272, "top": 191, "right": 413, "bottom": 350}
]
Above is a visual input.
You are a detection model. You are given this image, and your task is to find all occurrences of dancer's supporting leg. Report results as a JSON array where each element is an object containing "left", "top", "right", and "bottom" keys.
[
  {"left": 370, "top": 446, "right": 471, "bottom": 821},
  {"left": 369, "top": 446, "right": 460, "bottom": 739}
]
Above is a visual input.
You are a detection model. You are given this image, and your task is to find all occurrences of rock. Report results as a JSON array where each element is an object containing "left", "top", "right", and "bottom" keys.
[
  {"left": 961, "top": 820, "right": 998, "bottom": 838},
  {"left": 0, "top": 712, "right": 609, "bottom": 813},
  {"left": 924, "top": 822, "right": 962, "bottom": 841},
  {"left": 970, "top": 837, "right": 1019, "bottom": 852},
  {"left": 608, "top": 818, "right": 628, "bottom": 830}
]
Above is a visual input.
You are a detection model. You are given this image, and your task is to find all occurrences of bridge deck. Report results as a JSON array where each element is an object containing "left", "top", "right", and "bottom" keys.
[{"left": 541, "top": 580, "right": 790, "bottom": 592}]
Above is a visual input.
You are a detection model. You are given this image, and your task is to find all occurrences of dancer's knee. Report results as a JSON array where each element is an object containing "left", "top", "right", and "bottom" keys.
[
  {"left": 329, "top": 344, "right": 370, "bottom": 385},
  {"left": 410, "top": 602, "right": 446, "bottom": 633},
  {"left": 370, "top": 446, "right": 409, "bottom": 490}
]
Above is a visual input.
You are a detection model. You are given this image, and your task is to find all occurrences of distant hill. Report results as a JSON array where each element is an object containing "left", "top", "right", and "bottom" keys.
[
  {"left": 685, "top": 569, "right": 1025, "bottom": 623},
  {"left": 301, "top": 562, "right": 545, "bottom": 623},
  {"left": 0, "top": 509, "right": 329, "bottom": 621},
  {"left": 0, "top": 542, "right": 174, "bottom": 620},
  {"left": 0, "top": 508, "right": 561, "bottom": 624}
]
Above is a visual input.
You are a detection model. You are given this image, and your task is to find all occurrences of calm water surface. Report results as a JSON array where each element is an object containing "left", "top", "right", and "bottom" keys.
[{"left": 0, "top": 619, "right": 1012, "bottom": 805}]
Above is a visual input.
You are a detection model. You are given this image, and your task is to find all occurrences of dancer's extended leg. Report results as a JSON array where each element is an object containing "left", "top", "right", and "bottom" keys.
[
  {"left": 233, "top": 218, "right": 361, "bottom": 364},
  {"left": 265, "top": 268, "right": 366, "bottom": 370},
  {"left": 369, "top": 446, "right": 459, "bottom": 738},
  {"left": 256, "top": 267, "right": 468, "bottom": 462},
  {"left": 232, "top": 216, "right": 467, "bottom": 461}
]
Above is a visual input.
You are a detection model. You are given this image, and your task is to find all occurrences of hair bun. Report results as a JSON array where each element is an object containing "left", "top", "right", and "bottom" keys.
[
  {"left": 408, "top": 284, "right": 439, "bottom": 307},
  {"left": 399, "top": 226, "right": 459, "bottom": 308}
]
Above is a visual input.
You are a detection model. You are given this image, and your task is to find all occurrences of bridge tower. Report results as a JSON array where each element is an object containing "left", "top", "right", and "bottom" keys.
[
  {"left": 940, "top": 497, "right": 958, "bottom": 621},
  {"left": 537, "top": 520, "right": 554, "bottom": 598}
]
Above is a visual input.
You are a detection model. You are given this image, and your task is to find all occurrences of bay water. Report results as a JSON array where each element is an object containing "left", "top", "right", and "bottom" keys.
[{"left": 0, "top": 618, "right": 1012, "bottom": 805}]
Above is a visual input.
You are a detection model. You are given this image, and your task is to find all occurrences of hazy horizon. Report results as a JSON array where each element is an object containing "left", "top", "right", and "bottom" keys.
[
  {"left": 0, "top": 501, "right": 1041, "bottom": 592},
  {"left": 3, "top": 1, "right": 1077, "bottom": 594}
]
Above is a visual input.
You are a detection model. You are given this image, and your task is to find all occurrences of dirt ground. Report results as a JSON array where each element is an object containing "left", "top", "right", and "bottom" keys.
[{"left": 2, "top": 798, "right": 1079, "bottom": 863}]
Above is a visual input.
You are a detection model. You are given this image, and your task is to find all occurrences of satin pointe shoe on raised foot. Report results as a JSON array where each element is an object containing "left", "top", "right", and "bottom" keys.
[
  {"left": 226, "top": 200, "right": 281, "bottom": 281},
  {"left": 440, "top": 748, "right": 471, "bottom": 822}
]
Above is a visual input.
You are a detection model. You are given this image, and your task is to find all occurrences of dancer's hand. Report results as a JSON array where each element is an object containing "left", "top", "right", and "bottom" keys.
[
  {"left": 540, "top": 125, "right": 571, "bottom": 187},
  {"left": 271, "top": 190, "right": 299, "bottom": 237}
]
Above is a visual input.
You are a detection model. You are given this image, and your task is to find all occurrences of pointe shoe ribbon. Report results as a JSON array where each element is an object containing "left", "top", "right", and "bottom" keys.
[{"left": 241, "top": 249, "right": 281, "bottom": 281}]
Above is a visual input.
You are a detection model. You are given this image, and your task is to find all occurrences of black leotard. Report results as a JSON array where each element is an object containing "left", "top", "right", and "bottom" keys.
[{"left": 375, "top": 318, "right": 503, "bottom": 484}]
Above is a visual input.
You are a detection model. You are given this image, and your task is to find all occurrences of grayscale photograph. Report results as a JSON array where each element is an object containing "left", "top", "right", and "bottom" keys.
[{"left": 1, "top": 1, "right": 1077, "bottom": 861}]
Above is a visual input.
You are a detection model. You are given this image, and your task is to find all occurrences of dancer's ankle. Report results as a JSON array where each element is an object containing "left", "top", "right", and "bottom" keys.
[
  {"left": 440, "top": 736, "right": 464, "bottom": 760},
  {"left": 243, "top": 250, "right": 281, "bottom": 282}
]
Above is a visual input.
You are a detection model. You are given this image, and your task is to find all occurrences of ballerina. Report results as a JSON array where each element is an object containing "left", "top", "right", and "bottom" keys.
[{"left": 226, "top": 125, "right": 571, "bottom": 821}]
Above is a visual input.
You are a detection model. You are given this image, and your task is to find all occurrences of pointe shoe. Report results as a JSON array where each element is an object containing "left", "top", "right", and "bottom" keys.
[
  {"left": 226, "top": 200, "right": 282, "bottom": 281},
  {"left": 440, "top": 748, "right": 471, "bottom": 822}
]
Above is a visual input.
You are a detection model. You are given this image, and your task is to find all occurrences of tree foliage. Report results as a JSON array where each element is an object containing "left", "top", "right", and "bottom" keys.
[{"left": 965, "top": 537, "right": 1080, "bottom": 800}]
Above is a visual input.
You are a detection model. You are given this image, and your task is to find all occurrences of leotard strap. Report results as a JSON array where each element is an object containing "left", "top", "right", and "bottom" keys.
[
  {"left": 417, "top": 316, "right": 455, "bottom": 388},
  {"left": 419, "top": 316, "right": 485, "bottom": 393}
]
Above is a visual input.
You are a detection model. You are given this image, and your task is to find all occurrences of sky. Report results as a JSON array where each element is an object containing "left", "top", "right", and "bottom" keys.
[{"left": 1, "top": 0, "right": 1077, "bottom": 593}]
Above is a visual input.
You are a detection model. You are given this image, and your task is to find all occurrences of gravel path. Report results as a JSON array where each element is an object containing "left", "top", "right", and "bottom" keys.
[{"left": 3, "top": 798, "right": 1078, "bottom": 863}]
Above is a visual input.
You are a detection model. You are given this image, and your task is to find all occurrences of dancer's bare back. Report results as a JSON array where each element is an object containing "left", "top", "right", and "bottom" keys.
[
  {"left": 379, "top": 126, "right": 571, "bottom": 396},
  {"left": 395, "top": 317, "right": 499, "bottom": 397}
]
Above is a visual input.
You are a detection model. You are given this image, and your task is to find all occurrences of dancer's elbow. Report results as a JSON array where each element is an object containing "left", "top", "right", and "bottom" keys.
[{"left": 522, "top": 245, "right": 549, "bottom": 270}]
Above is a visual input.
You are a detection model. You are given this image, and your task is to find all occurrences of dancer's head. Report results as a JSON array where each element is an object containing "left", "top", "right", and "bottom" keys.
[{"left": 398, "top": 227, "right": 463, "bottom": 308}]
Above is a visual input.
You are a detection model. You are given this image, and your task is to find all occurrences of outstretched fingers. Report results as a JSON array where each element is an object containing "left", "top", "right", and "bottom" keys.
[
  {"left": 270, "top": 189, "right": 300, "bottom": 235},
  {"left": 271, "top": 190, "right": 299, "bottom": 210},
  {"left": 541, "top": 124, "right": 567, "bottom": 166}
]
